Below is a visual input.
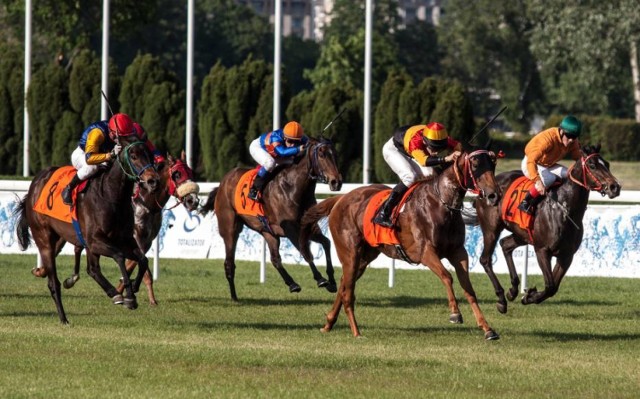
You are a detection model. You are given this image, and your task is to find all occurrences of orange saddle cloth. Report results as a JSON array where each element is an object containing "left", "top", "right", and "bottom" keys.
[
  {"left": 501, "top": 176, "right": 535, "bottom": 238},
  {"left": 234, "top": 169, "right": 265, "bottom": 218},
  {"left": 32, "top": 166, "right": 79, "bottom": 223},
  {"left": 362, "top": 185, "right": 419, "bottom": 247}
]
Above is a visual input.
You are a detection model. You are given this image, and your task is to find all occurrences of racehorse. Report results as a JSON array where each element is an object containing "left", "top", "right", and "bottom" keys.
[
  {"left": 63, "top": 152, "right": 201, "bottom": 306},
  {"left": 15, "top": 137, "right": 160, "bottom": 324},
  {"left": 299, "top": 147, "right": 502, "bottom": 339},
  {"left": 472, "top": 144, "right": 621, "bottom": 313},
  {"left": 199, "top": 137, "right": 342, "bottom": 301}
]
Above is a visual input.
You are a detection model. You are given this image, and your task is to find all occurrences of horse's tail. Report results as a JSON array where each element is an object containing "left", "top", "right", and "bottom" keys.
[
  {"left": 299, "top": 195, "right": 342, "bottom": 252},
  {"left": 198, "top": 187, "right": 218, "bottom": 216},
  {"left": 14, "top": 195, "right": 32, "bottom": 250}
]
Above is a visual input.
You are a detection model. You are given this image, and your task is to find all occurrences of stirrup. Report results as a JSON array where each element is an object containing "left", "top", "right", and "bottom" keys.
[
  {"left": 517, "top": 201, "right": 533, "bottom": 215},
  {"left": 373, "top": 213, "right": 394, "bottom": 228},
  {"left": 248, "top": 189, "right": 260, "bottom": 201},
  {"left": 61, "top": 187, "right": 73, "bottom": 206}
]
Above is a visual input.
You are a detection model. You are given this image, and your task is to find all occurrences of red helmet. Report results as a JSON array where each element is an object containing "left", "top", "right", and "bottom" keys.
[
  {"left": 108, "top": 113, "right": 135, "bottom": 139},
  {"left": 133, "top": 122, "right": 146, "bottom": 140}
]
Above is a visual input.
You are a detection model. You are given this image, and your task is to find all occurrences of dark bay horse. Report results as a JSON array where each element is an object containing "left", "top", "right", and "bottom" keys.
[
  {"left": 199, "top": 137, "right": 342, "bottom": 301},
  {"left": 300, "top": 148, "right": 501, "bottom": 339},
  {"left": 473, "top": 144, "right": 621, "bottom": 314},
  {"left": 15, "top": 138, "right": 160, "bottom": 324},
  {"left": 64, "top": 152, "right": 200, "bottom": 306}
]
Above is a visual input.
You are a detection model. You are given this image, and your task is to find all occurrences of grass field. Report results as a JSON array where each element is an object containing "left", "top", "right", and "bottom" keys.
[{"left": 1, "top": 254, "right": 638, "bottom": 398}]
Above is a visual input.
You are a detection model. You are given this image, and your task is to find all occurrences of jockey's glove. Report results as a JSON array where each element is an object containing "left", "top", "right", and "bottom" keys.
[{"left": 110, "top": 144, "right": 123, "bottom": 159}]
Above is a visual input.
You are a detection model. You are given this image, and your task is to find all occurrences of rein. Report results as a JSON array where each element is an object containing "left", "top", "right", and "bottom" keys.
[
  {"left": 116, "top": 141, "right": 155, "bottom": 181},
  {"left": 437, "top": 150, "right": 495, "bottom": 211},
  {"left": 567, "top": 153, "right": 606, "bottom": 194},
  {"left": 308, "top": 142, "right": 330, "bottom": 184}
]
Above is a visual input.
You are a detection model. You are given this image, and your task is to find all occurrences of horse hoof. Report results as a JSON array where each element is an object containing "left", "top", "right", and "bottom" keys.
[
  {"left": 124, "top": 297, "right": 138, "bottom": 310},
  {"left": 325, "top": 283, "right": 338, "bottom": 293},
  {"left": 63, "top": 275, "right": 80, "bottom": 289},
  {"left": 485, "top": 330, "right": 500, "bottom": 340},
  {"left": 449, "top": 313, "right": 463, "bottom": 324},
  {"left": 506, "top": 288, "right": 518, "bottom": 302},
  {"left": 497, "top": 302, "right": 507, "bottom": 314},
  {"left": 289, "top": 283, "right": 302, "bottom": 293},
  {"left": 112, "top": 294, "right": 124, "bottom": 305},
  {"left": 316, "top": 278, "right": 329, "bottom": 288},
  {"left": 31, "top": 267, "right": 47, "bottom": 278}
]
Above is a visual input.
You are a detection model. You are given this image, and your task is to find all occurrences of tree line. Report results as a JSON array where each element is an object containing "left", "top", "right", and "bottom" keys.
[{"left": 1, "top": 0, "right": 639, "bottom": 181}]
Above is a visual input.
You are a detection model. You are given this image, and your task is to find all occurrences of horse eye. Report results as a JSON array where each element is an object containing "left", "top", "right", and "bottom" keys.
[{"left": 172, "top": 172, "right": 181, "bottom": 180}]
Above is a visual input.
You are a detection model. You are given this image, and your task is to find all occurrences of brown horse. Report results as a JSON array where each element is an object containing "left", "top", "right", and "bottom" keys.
[
  {"left": 63, "top": 152, "right": 200, "bottom": 306},
  {"left": 199, "top": 137, "right": 342, "bottom": 301},
  {"left": 15, "top": 138, "right": 160, "bottom": 324},
  {"left": 473, "top": 144, "right": 621, "bottom": 313},
  {"left": 299, "top": 148, "right": 501, "bottom": 339}
]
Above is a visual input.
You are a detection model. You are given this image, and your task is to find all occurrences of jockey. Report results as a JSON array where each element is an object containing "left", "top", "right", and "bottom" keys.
[
  {"left": 517, "top": 115, "right": 582, "bottom": 215},
  {"left": 373, "top": 122, "right": 462, "bottom": 227},
  {"left": 248, "top": 121, "right": 309, "bottom": 201},
  {"left": 61, "top": 113, "right": 162, "bottom": 205}
]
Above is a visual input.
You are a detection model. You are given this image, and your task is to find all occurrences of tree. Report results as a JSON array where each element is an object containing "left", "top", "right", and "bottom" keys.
[{"left": 0, "top": 43, "right": 23, "bottom": 174}]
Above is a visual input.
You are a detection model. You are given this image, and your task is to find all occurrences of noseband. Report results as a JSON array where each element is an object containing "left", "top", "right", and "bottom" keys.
[{"left": 567, "top": 153, "right": 608, "bottom": 195}]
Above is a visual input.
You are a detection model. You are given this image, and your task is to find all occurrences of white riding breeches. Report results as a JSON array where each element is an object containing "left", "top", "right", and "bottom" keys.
[
  {"left": 382, "top": 138, "right": 435, "bottom": 187},
  {"left": 521, "top": 156, "right": 568, "bottom": 188},
  {"left": 71, "top": 147, "right": 106, "bottom": 181},
  {"left": 249, "top": 138, "right": 293, "bottom": 172}
]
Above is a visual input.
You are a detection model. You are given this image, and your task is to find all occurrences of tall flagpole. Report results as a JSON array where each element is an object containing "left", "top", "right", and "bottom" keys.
[
  {"left": 101, "top": 0, "right": 110, "bottom": 120},
  {"left": 23, "top": 0, "right": 32, "bottom": 177}
]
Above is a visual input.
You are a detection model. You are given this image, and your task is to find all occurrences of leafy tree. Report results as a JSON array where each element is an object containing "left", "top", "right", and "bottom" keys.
[
  {"left": 0, "top": 43, "right": 23, "bottom": 174},
  {"left": 198, "top": 62, "right": 229, "bottom": 181},
  {"left": 439, "top": 0, "right": 544, "bottom": 131}
]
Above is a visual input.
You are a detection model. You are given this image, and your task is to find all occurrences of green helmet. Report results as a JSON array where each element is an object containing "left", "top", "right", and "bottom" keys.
[{"left": 559, "top": 115, "right": 582, "bottom": 137}]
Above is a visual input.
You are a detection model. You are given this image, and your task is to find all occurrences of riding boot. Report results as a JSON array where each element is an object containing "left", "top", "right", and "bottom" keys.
[
  {"left": 517, "top": 192, "right": 543, "bottom": 215},
  {"left": 248, "top": 174, "right": 267, "bottom": 201},
  {"left": 61, "top": 174, "right": 82, "bottom": 206},
  {"left": 373, "top": 183, "right": 408, "bottom": 228}
]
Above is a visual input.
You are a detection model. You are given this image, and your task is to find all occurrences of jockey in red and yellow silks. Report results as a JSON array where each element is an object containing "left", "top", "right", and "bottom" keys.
[
  {"left": 247, "top": 121, "right": 309, "bottom": 201},
  {"left": 373, "top": 122, "right": 462, "bottom": 227}
]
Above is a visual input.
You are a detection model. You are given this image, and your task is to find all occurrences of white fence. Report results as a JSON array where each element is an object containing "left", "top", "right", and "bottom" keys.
[{"left": 1, "top": 180, "right": 639, "bottom": 283}]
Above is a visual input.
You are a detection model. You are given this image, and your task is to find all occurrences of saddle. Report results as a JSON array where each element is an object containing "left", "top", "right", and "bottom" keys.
[
  {"left": 362, "top": 185, "right": 419, "bottom": 247},
  {"left": 233, "top": 169, "right": 272, "bottom": 233}
]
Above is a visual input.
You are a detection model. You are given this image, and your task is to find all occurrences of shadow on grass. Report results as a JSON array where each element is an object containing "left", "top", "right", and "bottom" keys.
[{"left": 522, "top": 330, "right": 640, "bottom": 342}]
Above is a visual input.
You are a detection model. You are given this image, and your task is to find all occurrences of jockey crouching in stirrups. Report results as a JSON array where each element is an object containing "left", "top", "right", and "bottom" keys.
[
  {"left": 248, "top": 121, "right": 309, "bottom": 202},
  {"left": 373, "top": 122, "right": 462, "bottom": 228}
]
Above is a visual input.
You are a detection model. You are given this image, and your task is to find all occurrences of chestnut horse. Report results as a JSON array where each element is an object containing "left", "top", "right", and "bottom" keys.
[
  {"left": 300, "top": 147, "right": 501, "bottom": 339},
  {"left": 473, "top": 144, "right": 621, "bottom": 313},
  {"left": 15, "top": 138, "right": 160, "bottom": 324},
  {"left": 199, "top": 137, "right": 342, "bottom": 301},
  {"left": 64, "top": 152, "right": 201, "bottom": 306}
]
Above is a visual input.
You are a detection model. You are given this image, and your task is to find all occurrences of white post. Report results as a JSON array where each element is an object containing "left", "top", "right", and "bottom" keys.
[
  {"left": 363, "top": 0, "right": 373, "bottom": 185},
  {"left": 100, "top": 0, "right": 110, "bottom": 120},
  {"left": 388, "top": 259, "right": 395, "bottom": 288},
  {"left": 23, "top": 0, "right": 32, "bottom": 177},
  {"left": 263, "top": 0, "right": 283, "bottom": 283},
  {"left": 185, "top": 0, "right": 194, "bottom": 167},
  {"left": 153, "top": 236, "right": 159, "bottom": 281},
  {"left": 521, "top": 245, "right": 529, "bottom": 293}
]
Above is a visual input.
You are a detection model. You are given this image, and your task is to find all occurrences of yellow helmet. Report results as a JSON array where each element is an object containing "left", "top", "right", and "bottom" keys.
[
  {"left": 422, "top": 122, "right": 448, "bottom": 150},
  {"left": 283, "top": 121, "right": 304, "bottom": 140}
]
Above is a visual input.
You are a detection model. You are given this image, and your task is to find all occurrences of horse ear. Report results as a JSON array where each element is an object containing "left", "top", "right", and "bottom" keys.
[
  {"left": 167, "top": 153, "right": 175, "bottom": 163},
  {"left": 181, "top": 150, "right": 186, "bottom": 161},
  {"left": 595, "top": 142, "right": 601, "bottom": 153},
  {"left": 483, "top": 138, "right": 493, "bottom": 151}
]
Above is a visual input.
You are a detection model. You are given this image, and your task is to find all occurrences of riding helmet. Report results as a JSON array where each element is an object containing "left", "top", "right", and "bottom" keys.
[
  {"left": 422, "top": 122, "right": 448, "bottom": 150},
  {"left": 108, "top": 113, "right": 135, "bottom": 138},
  {"left": 283, "top": 121, "right": 304, "bottom": 141},
  {"left": 559, "top": 115, "right": 582, "bottom": 137}
]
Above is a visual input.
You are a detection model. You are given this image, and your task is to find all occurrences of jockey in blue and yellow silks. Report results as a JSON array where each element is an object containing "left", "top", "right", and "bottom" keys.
[
  {"left": 61, "top": 113, "right": 164, "bottom": 206},
  {"left": 248, "top": 121, "right": 309, "bottom": 201},
  {"left": 373, "top": 122, "right": 462, "bottom": 227}
]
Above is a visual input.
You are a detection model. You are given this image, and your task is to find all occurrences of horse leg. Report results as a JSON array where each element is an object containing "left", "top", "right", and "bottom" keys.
[
  {"left": 323, "top": 246, "right": 363, "bottom": 336},
  {"left": 448, "top": 248, "right": 499, "bottom": 340},
  {"left": 420, "top": 248, "right": 462, "bottom": 324},
  {"left": 522, "top": 247, "right": 555, "bottom": 305},
  {"left": 499, "top": 234, "right": 525, "bottom": 302},
  {"left": 63, "top": 245, "right": 83, "bottom": 289},
  {"left": 478, "top": 229, "right": 508, "bottom": 314},
  {"left": 311, "top": 226, "right": 337, "bottom": 293},
  {"left": 262, "top": 233, "right": 301, "bottom": 293},
  {"left": 84, "top": 252, "right": 124, "bottom": 304},
  {"left": 217, "top": 209, "right": 243, "bottom": 301},
  {"left": 287, "top": 223, "right": 331, "bottom": 291}
]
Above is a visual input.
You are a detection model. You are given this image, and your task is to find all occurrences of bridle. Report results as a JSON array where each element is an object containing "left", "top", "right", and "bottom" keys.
[
  {"left": 116, "top": 141, "right": 155, "bottom": 181},
  {"left": 452, "top": 150, "right": 496, "bottom": 195},
  {"left": 567, "top": 152, "right": 608, "bottom": 196},
  {"left": 308, "top": 140, "right": 336, "bottom": 184}
]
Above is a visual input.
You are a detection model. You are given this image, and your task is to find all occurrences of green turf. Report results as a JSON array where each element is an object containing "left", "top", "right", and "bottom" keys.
[{"left": 1, "top": 254, "right": 638, "bottom": 398}]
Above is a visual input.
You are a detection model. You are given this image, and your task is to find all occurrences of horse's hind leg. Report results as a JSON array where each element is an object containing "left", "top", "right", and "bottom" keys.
[
  {"left": 448, "top": 248, "right": 499, "bottom": 340},
  {"left": 499, "top": 234, "right": 526, "bottom": 302},
  {"left": 33, "top": 235, "right": 69, "bottom": 323},
  {"left": 262, "top": 233, "right": 301, "bottom": 293}
]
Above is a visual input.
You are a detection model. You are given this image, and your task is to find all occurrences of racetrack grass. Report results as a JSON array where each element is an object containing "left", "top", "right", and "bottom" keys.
[{"left": 1, "top": 255, "right": 638, "bottom": 399}]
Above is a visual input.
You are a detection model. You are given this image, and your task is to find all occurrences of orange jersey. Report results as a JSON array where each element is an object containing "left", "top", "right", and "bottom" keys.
[{"left": 524, "top": 127, "right": 581, "bottom": 181}]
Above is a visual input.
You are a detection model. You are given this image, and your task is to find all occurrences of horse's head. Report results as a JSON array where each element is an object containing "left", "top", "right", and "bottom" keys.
[
  {"left": 454, "top": 146, "right": 501, "bottom": 206},
  {"left": 306, "top": 137, "right": 342, "bottom": 192},
  {"left": 167, "top": 152, "right": 200, "bottom": 212},
  {"left": 568, "top": 144, "right": 621, "bottom": 199},
  {"left": 118, "top": 138, "right": 160, "bottom": 192}
]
